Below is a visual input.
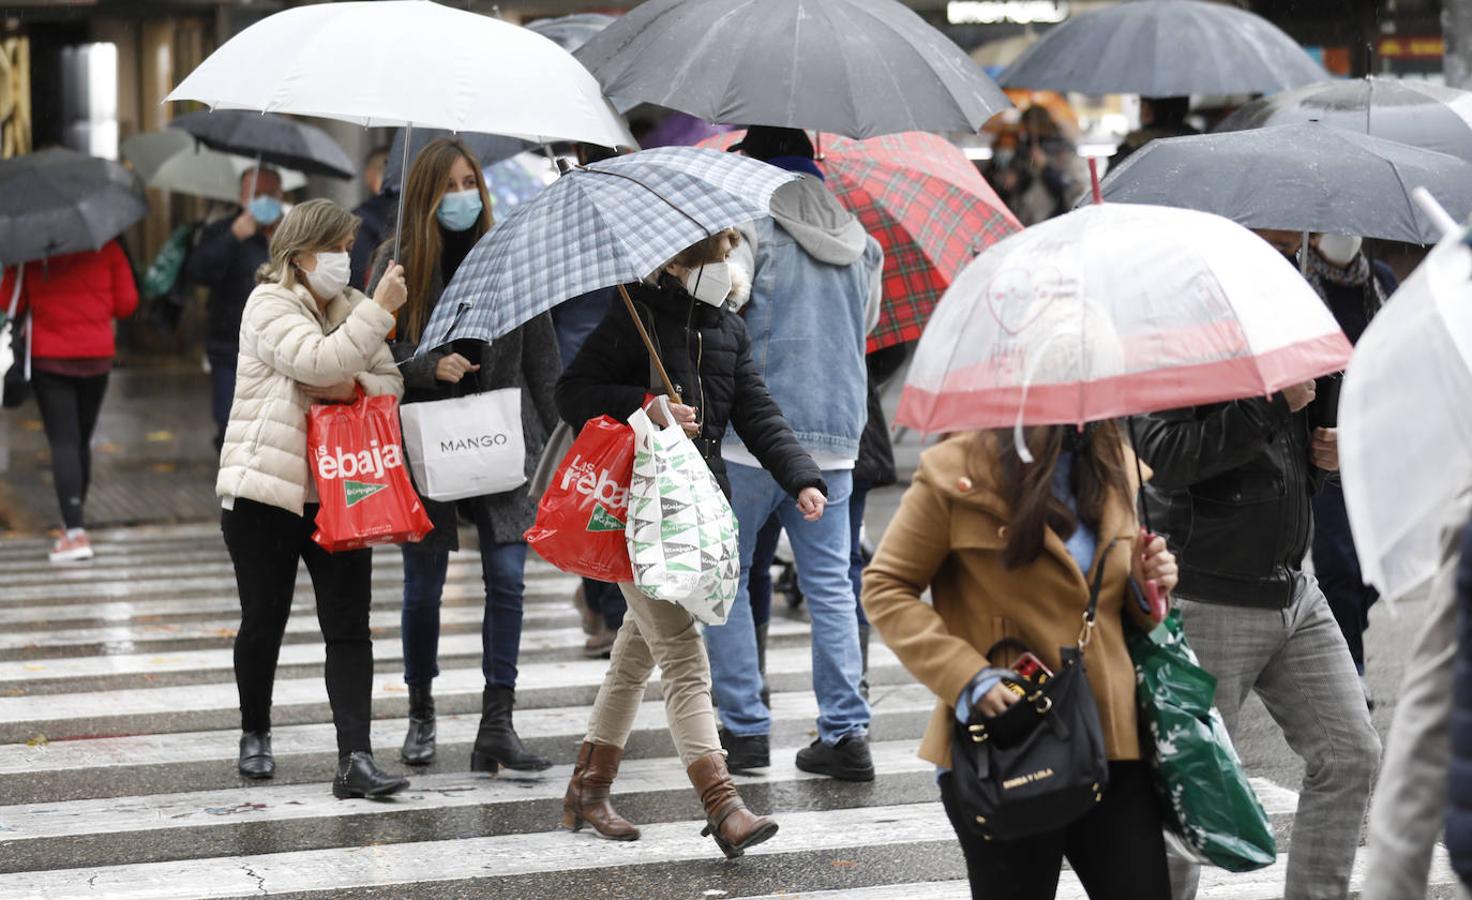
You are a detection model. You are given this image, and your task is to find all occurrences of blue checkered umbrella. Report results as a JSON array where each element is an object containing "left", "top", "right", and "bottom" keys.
[{"left": 417, "top": 147, "right": 797, "bottom": 352}]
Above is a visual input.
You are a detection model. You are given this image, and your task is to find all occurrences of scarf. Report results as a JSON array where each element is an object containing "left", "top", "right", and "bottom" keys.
[{"left": 1305, "top": 248, "right": 1386, "bottom": 324}]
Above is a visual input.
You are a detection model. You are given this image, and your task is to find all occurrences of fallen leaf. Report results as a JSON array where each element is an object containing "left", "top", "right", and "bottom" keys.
[
  {"left": 145, "top": 430, "right": 175, "bottom": 442},
  {"left": 25, "top": 733, "right": 47, "bottom": 747},
  {"left": 831, "top": 860, "right": 858, "bottom": 869},
  {"left": 151, "top": 463, "right": 176, "bottom": 474},
  {"left": 21, "top": 419, "right": 41, "bottom": 432}
]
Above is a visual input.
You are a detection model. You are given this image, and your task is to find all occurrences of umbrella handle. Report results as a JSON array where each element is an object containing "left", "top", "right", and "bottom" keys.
[
  {"left": 1088, "top": 157, "right": 1103, "bottom": 205},
  {"left": 617, "top": 283, "right": 683, "bottom": 405}
]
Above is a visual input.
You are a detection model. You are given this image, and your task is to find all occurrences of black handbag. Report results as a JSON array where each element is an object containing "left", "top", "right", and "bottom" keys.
[{"left": 948, "top": 540, "right": 1116, "bottom": 842}]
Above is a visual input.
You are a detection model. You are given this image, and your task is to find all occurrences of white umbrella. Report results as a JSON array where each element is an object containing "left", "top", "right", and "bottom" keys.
[
  {"left": 1340, "top": 227, "right": 1472, "bottom": 600},
  {"left": 122, "top": 131, "right": 307, "bottom": 203},
  {"left": 166, "top": 0, "right": 636, "bottom": 252}
]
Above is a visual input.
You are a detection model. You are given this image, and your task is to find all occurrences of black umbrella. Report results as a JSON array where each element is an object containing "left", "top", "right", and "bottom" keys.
[
  {"left": 1216, "top": 78, "right": 1472, "bottom": 162},
  {"left": 575, "top": 0, "right": 1010, "bottom": 139},
  {"left": 170, "top": 109, "right": 356, "bottom": 179},
  {"left": 380, "top": 127, "right": 533, "bottom": 194},
  {"left": 1097, "top": 123, "right": 1472, "bottom": 244},
  {"left": 1000, "top": 0, "right": 1326, "bottom": 96},
  {"left": 0, "top": 148, "right": 148, "bottom": 265},
  {"left": 526, "top": 13, "right": 616, "bottom": 53}
]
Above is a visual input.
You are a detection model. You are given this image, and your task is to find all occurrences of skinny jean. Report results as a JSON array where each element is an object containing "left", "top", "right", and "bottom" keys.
[{"left": 584, "top": 582, "right": 723, "bottom": 768}]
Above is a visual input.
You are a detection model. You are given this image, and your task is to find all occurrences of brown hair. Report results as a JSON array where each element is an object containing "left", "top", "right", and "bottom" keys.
[
  {"left": 664, "top": 228, "right": 740, "bottom": 272},
  {"left": 256, "top": 199, "right": 359, "bottom": 288},
  {"left": 396, "top": 138, "right": 494, "bottom": 343},
  {"left": 985, "top": 422, "right": 1133, "bottom": 569}
]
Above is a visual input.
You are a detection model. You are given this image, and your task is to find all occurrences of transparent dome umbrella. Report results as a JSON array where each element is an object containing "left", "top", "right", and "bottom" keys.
[
  {"left": 1340, "top": 226, "right": 1472, "bottom": 600},
  {"left": 122, "top": 130, "right": 307, "bottom": 203},
  {"left": 896, "top": 204, "right": 1350, "bottom": 438}
]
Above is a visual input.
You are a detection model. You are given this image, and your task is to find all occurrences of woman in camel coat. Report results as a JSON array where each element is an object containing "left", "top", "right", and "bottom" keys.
[{"left": 862, "top": 427, "right": 1178, "bottom": 900}]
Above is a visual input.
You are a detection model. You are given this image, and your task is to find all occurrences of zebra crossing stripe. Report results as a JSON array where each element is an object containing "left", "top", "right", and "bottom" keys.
[
  {"left": 0, "top": 618, "right": 815, "bottom": 682},
  {"left": 0, "top": 741, "right": 929, "bottom": 842},
  {"left": 0, "top": 644, "right": 904, "bottom": 725},
  {"left": 0, "top": 802, "right": 955, "bottom": 899},
  {"left": 2, "top": 684, "right": 938, "bottom": 778}
]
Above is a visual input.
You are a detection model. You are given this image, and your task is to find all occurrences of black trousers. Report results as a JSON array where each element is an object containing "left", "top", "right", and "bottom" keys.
[
  {"left": 32, "top": 370, "right": 109, "bottom": 530},
  {"left": 938, "top": 761, "right": 1171, "bottom": 900},
  {"left": 222, "top": 498, "right": 374, "bottom": 756}
]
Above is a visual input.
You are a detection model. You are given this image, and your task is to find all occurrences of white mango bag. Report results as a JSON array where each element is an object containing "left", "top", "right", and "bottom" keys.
[
  {"left": 399, "top": 387, "right": 525, "bottom": 501},
  {"left": 625, "top": 402, "right": 740, "bottom": 626}
]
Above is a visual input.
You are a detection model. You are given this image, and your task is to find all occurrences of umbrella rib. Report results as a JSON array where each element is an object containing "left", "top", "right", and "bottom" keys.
[{"left": 577, "top": 166, "right": 714, "bottom": 239}]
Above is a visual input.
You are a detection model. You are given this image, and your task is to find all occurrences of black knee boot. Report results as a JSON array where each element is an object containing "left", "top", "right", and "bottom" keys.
[
  {"left": 471, "top": 685, "right": 551, "bottom": 773},
  {"left": 756, "top": 621, "right": 770, "bottom": 709},
  {"left": 401, "top": 681, "right": 436, "bottom": 766}
]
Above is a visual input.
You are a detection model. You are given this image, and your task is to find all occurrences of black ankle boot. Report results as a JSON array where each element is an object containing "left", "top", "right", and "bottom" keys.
[
  {"left": 470, "top": 685, "right": 551, "bottom": 773},
  {"left": 238, "top": 731, "right": 275, "bottom": 780},
  {"left": 332, "top": 751, "right": 409, "bottom": 799},
  {"left": 401, "top": 681, "right": 436, "bottom": 766}
]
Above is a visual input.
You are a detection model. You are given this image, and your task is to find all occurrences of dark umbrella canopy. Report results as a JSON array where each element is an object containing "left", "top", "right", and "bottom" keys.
[
  {"left": 0, "top": 148, "right": 149, "bottom": 264},
  {"left": 1097, "top": 123, "right": 1472, "bottom": 244},
  {"left": 170, "top": 109, "right": 356, "bottom": 179},
  {"left": 1216, "top": 78, "right": 1472, "bottom": 161},
  {"left": 1000, "top": 0, "right": 1326, "bottom": 96},
  {"left": 526, "top": 12, "right": 615, "bottom": 53},
  {"left": 575, "top": 0, "right": 1010, "bottom": 139},
  {"left": 381, "top": 127, "right": 533, "bottom": 193}
]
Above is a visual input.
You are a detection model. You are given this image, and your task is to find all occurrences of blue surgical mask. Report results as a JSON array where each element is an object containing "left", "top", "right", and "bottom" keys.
[
  {"left": 436, "top": 189, "right": 484, "bottom": 232},
  {"left": 248, "top": 195, "right": 283, "bottom": 226}
]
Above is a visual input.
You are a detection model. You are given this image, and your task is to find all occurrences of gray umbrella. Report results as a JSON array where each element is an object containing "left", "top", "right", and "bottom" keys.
[
  {"left": 1097, "top": 123, "right": 1472, "bottom": 244},
  {"left": 575, "top": 0, "right": 1010, "bottom": 139},
  {"left": 0, "top": 148, "right": 148, "bottom": 265},
  {"left": 1216, "top": 78, "right": 1472, "bottom": 161},
  {"left": 381, "top": 127, "right": 533, "bottom": 194},
  {"left": 170, "top": 109, "right": 356, "bottom": 179},
  {"left": 526, "top": 13, "right": 616, "bottom": 53},
  {"left": 1000, "top": 0, "right": 1326, "bottom": 96}
]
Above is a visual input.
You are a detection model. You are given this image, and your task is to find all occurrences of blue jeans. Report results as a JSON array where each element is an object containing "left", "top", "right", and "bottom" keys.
[
  {"left": 400, "top": 517, "right": 529, "bottom": 689},
  {"left": 705, "top": 463, "right": 870, "bottom": 743},
  {"left": 850, "top": 478, "right": 871, "bottom": 628},
  {"left": 748, "top": 514, "right": 783, "bottom": 629},
  {"left": 582, "top": 577, "right": 627, "bottom": 631}
]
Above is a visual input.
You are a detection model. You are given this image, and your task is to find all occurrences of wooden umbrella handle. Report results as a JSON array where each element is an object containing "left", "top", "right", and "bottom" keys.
[{"left": 617, "top": 283, "right": 683, "bottom": 405}]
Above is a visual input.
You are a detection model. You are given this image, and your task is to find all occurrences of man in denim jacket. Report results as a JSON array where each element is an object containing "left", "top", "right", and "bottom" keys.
[{"left": 709, "top": 126, "right": 884, "bottom": 781}]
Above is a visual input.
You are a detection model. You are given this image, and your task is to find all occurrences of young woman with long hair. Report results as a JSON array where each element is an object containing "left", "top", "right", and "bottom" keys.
[
  {"left": 862, "top": 421, "right": 1180, "bottom": 900},
  {"left": 370, "top": 138, "right": 562, "bottom": 773}
]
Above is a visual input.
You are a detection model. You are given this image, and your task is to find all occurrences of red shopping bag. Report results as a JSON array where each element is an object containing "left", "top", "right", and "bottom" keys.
[
  {"left": 524, "top": 416, "right": 635, "bottom": 582},
  {"left": 308, "top": 389, "right": 433, "bottom": 552}
]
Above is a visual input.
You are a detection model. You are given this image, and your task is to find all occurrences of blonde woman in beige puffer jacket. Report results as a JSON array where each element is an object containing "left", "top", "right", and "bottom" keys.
[{"left": 217, "top": 199, "right": 413, "bottom": 800}]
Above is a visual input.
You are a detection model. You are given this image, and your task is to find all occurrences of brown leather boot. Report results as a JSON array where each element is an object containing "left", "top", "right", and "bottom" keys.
[
  {"left": 561, "top": 741, "right": 640, "bottom": 841},
  {"left": 687, "top": 752, "right": 779, "bottom": 859}
]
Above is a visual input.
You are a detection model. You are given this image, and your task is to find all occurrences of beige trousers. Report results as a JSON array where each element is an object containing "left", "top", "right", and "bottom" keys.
[{"left": 584, "top": 582, "right": 723, "bottom": 768}]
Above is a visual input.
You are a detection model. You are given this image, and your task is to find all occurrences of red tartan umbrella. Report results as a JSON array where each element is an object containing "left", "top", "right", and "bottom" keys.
[{"left": 700, "top": 130, "right": 1021, "bottom": 351}]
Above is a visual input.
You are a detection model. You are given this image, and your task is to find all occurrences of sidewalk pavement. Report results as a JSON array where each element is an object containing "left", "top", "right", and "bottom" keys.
[{"left": 0, "top": 363, "right": 221, "bottom": 535}]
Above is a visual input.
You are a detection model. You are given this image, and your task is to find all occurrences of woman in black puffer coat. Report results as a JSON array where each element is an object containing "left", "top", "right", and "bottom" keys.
[{"left": 556, "top": 228, "right": 823, "bottom": 860}]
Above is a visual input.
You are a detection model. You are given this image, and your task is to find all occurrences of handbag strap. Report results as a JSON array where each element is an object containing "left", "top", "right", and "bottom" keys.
[{"left": 1077, "top": 537, "right": 1121, "bottom": 653}]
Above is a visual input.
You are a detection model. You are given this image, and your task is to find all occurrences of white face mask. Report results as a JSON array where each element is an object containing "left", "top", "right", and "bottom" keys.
[
  {"left": 1316, "top": 234, "right": 1363, "bottom": 268},
  {"left": 302, "top": 251, "right": 351, "bottom": 299},
  {"left": 683, "top": 261, "right": 732, "bottom": 307}
]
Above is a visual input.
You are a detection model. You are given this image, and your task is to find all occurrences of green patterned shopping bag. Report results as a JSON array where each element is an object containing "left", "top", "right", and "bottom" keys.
[
  {"left": 1127, "top": 610, "right": 1277, "bottom": 872},
  {"left": 624, "top": 405, "right": 739, "bottom": 625}
]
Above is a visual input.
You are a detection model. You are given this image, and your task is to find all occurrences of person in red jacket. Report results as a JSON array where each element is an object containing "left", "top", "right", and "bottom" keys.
[{"left": 1, "top": 239, "right": 138, "bottom": 561}]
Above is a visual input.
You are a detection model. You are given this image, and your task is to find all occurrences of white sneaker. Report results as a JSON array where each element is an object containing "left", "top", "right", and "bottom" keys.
[{"left": 49, "top": 530, "right": 94, "bottom": 563}]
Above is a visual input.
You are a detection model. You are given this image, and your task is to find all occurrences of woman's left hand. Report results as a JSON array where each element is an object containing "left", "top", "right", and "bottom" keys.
[
  {"left": 796, "top": 487, "right": 827, "bottom": 522},
  {"left": 300, "top": 380, "right": 357, "bottom": 403},
  {"left": 1133, "top": 533, "right": 1179, "bottom": 595}
]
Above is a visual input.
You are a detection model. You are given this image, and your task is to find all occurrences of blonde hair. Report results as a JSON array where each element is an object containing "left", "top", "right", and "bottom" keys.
[{"left": 256, "top": 199, "right": 360, "bottom": 288}]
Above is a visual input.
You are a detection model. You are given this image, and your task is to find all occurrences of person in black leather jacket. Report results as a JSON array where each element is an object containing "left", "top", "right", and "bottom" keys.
[{"left": 1136, "top": 229, "right": 1381, "bottom": 900}]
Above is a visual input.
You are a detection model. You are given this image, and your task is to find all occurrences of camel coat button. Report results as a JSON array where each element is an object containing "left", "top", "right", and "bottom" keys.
[{"left": 956, "top": 476, "right": 973, "bottom": 492}]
